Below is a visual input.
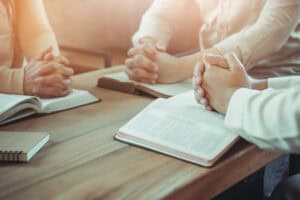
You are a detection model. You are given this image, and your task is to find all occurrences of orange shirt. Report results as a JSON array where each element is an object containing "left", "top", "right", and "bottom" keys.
[{"left": 0, "top": 2, "right": 24, "bottom": 94}]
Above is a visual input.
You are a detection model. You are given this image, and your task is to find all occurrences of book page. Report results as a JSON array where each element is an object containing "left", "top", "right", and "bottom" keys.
[
  {"left": 0, "top": 94, "right": 38, "bottom": 115},
  {"left": 119, "top": 93, "right": 237, "bottom": 161},
  {"left": 0, "top": 94, "right": 39, "bottom": 124},
  {"left": 40, "top": 89, "right": 98, "bottom": 113},
  {"left": 103, "top": 72, "right": 192, "bottom": 97}
]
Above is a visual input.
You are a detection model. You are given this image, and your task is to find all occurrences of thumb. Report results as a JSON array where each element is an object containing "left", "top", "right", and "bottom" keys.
[
  {"left": 225, "top": 53, "right": 244, "bottom": 72},
  {"left": 203, "top": 53, "right": 229, "bottom": 69},
  {"left": 155, "top": 42, "right": 166, "bottom": 52}
]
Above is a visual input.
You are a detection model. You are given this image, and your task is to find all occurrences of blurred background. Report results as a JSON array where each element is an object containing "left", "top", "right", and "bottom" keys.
[{"left": 44, "top": 0, "right": 200, "bottom": 73}]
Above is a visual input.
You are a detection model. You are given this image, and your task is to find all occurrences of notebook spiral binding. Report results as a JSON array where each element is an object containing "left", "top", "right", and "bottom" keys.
[{"left": 0, "top": 151, "right": 23, "bottom": 162}]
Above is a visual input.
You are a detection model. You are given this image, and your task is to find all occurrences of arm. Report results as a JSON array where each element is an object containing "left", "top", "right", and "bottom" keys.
[
  {"left": 16, "top": 0, "right": 60, "bottom": 59},
  {"left": 225, "top": 87, "right": 300, "bottom": 153},
  {"left": 194, "top": 53, "right": 300, "bottom": 153},
  {"left": 2, "top": 0, "right": 73, "bottom": 97},
  {"left": 214, "top": 0, "right": 300, "bottom": 69},
  {"left": 132, "top": 0, "right": 191, "bottom": 49}
]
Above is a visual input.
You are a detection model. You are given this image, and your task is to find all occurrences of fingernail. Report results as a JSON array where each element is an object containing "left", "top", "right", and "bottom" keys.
[
  {"left": 207, "top": 106, "right": 213, "bottom": 111},
  {"left": 200, "top": 98, "right": 207, "bottom": 105},
  {"left": 197, "top": 88, "right": 204, "bottom": 97}
]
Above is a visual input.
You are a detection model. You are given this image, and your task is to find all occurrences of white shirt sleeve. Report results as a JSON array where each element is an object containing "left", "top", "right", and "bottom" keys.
[
  {"left": 224, "top": 85, "right": 300, "bottom": 153},
  {"left": 268, "top": 76, "right": 300, "bottom": 90},
  {"left": 132, "top": 0, "right": 192, "bottom": 48},
  {"left": 215, "top": 0, "right": 300, "bottom": 69}
]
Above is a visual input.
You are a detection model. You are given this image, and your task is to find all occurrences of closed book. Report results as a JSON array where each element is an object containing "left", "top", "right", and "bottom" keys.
[{"left": 0, "top": 131, "right": 50, "bottom": 162}]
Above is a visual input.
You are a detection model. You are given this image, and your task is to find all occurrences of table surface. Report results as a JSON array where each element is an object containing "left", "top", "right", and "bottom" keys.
[{"left": 0, "top": 66, "right": 280, "bottom": 200}]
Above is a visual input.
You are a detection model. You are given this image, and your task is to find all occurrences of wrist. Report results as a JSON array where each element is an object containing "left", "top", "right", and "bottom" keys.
[
  {"left": 222, "top": 88, "right": 239, "bottom": 114},
  {"left": 250, "top": 79, "right": 268, "bottom": 90}
]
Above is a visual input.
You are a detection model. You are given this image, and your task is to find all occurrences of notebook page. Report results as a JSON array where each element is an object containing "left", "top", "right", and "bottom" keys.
[
  {"left": 120, "top": 97, "right": 237, "bottom": 161},
  {"left": 104, "top": 72, "right": 192, "bottom": 97}
]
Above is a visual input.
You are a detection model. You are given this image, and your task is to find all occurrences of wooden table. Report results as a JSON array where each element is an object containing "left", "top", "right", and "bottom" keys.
[{"left": 0, "top": 67, "right": 280, "bottom": 200}]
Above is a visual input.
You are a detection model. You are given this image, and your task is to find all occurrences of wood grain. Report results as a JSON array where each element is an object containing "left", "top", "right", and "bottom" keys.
[{"left": 0, "top": 67, "right": 281, "bottom": 200}]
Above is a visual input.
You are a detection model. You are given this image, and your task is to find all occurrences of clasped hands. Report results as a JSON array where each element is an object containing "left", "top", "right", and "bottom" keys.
[
  {"left": 125, "top": 37, "right": 185, "bottom": 84},
  {"left": 193, "top": 53, "right": 250, "bottom": 114},
  {"left": 24, "top": 47, "right": 74, "bottom": 98}
]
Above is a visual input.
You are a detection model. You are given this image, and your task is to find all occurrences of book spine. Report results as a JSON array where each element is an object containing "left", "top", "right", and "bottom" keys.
[{"left": 0, "top": 151, "right": 23, "bottom": 162}]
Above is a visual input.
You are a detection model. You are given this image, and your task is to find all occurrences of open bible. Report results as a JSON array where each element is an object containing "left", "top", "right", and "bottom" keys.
[
  {"left": 0, "top": 89, "right": 98, "bottom": 126},
  {"left": 98, "top": 72, "right": 192, "bottom": 98},
  {"left": 115, "top": 91, "right": 239, "bottom": 167}
]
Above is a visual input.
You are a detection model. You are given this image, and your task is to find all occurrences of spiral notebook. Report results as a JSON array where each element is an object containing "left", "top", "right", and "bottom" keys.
[{"left": 0, "top": 131, "right": 49, "bottom": 162}]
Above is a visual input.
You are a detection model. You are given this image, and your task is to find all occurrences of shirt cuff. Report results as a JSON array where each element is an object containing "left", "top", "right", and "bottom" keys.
[
  {"left": 224, "top": 88, "right": 260, "bottom": 130},
  {"left": 10, "top": 68, "right": 25, "bottom": 95}
]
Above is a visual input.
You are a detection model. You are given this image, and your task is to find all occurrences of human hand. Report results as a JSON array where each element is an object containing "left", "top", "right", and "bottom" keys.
[
  {"left": 126, "top": 37, "right": 176, "bottom": 84},
  {"left": 37, "top": 46, "right": 71, "bottom": 67},
  {"left": 24, "top": 48, "right": 74, "bottom": 98},
  {"left": 126, "top": 50, "right": 185, "bottom": 84},
  {"left": 195, "top": 53, "right": 250, "bottom": 114}
]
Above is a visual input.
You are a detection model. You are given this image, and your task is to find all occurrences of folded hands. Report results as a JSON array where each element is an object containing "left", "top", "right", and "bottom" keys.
[
  {"left": 24, "top": 47, "right": 74, "bottom": 98},
  {"left": 193, "top": 53, "right": 250, "bottom": 114}
]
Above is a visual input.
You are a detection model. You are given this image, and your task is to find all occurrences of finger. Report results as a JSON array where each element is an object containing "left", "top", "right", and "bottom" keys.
[
  {"left": 203, "top": 54, "right": 229, "bottom": 69},
  {"left": 37, "top": 46, "right": 53, "bottom": 61},
  {"left": 194, "top": 90, "right": 201, "bottom": 104},
  {"left": 206, "top": 105, "right": 213, "bottom": 111},
  {"left": 34, "top": 62, "right": 73, "bottom": 77},
  {"left": 194, "top": 62, "right": 205, "bottom": 76},
  {"left": 128, "top": 46, "right": 156, "bottom": 60},
  {"left": 192, "top": 76, "right": 202, "bottom": 89},
  {"left": 55, "top": 56, "right": 70, "bottom": 66},
  {"left": 52, "top": 79, "right": 72, "bottom": 91},
  {"left": 225, "top": 53, "right": 244, "bottom": 72},
  {"left": 125, "top": 67, "right": 158, "bottom": 83},
  {"left": 34, "top": 74, "right": 64, "bottom": 86},
  {"left": 197, "top": 87, "right": 205, "bottom": 98},
  {"left": 34, "top": 86, "right": 71, "bottom": 98},
  {"left": 125, "top": 55, "right": 159, "bottom": 73},
  {"left": 125, "top": 67, "right": 156, "bottom": 84},
  {"left": 200, "top": 98, "right": 209, "bottom": 107},
  {"left": 155, "top": 43, "right": 166, "bottom": 52},
  {"left": 56, "top": 65, "right": 74, "bottom": 77},
  {"left": 34, "top": 75, "right": 72, "bottom": 92},
  {"left": 143, "top": 43, "right": 157, "bottom": 59},
  {"left": 44, "top": 52, "right": 55, "bottom": 62}
]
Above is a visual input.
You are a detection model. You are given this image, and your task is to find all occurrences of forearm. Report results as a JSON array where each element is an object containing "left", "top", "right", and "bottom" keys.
[
  {"left": 21, "top": 29, "right": 60, "bottom": 59},
  {"left": 177, "top": 51, "right": 202, "bottom": 80},
  {"left": 215, "top": 0, "right": 300, "bottom": 69},
  {"left": 225, "top": 88, "right": 300, "bottom": 153},
  {"left": 177, "top": 48, "right": 223, "bottom": 80},
  {"left": 132, "top": 0, "right": 190, "bottom": 48},
  {"left": 16, "top": 0, "right": 60, "bottom": 59}
]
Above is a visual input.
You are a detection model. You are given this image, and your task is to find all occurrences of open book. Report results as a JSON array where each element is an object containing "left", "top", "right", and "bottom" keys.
[
  {"left": 0, "top": 89, "right": 98, "bottom": 126},
  {"left": 98, "top": 72, "right": 192, "bottom": 98},
  {"left": 116, "top": 91, "right": 239, "bottom": 167}
]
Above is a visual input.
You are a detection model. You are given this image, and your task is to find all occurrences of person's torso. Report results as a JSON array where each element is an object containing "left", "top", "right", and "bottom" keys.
[
  {"left": 196, "top": 0, "right": 300, "bottom": 78},
  {"left": 196, "top": 0, "right": 267, "bottom": 49},
  {"left": 0, "top": 1, "right": 15, "bottom": 68}
]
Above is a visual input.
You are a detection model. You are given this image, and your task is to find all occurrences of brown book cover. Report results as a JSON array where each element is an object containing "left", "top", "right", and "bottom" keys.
[{"left": 98, "top": 72, "right": 192, "bottom": 98}]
